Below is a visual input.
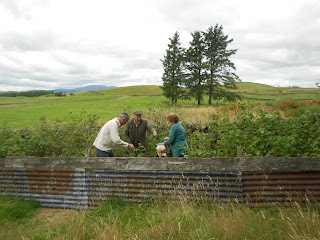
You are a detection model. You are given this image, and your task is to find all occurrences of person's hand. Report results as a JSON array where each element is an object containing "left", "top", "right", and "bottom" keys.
[
  {"left": 153, "top": 131, "right": 158, "bottom": 137},
  {"left": 128, "top": 143, "right": 135, "bottom": 150},
  {"left": 164, "top": 137, "right": 169, "bottom": 141}
]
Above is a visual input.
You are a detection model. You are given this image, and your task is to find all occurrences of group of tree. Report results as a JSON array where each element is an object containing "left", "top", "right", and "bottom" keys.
[
  {"left": 161, "top": 24, "right": 241, "bottom": 105},
  {"left": 0, "top": 90, "right": 53, "bottom": 97}
]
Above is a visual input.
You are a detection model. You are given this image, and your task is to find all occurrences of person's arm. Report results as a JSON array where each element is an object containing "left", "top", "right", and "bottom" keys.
[
  {"left": 146, "top": 120, "right": 157, "bottom": 136},
  {"left": 165, "top": 125, "right": 176, "bottom": 146},
  {"left": 110, "top": 123, "right": 129, "bottom": 148}
]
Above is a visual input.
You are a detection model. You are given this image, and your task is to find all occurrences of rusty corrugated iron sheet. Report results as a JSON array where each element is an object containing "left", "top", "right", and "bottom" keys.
[
  {"left": 1, "top": 157, "right": 320, "bottom": 209},
  {"left": 87, "top": 170, "right": 243, "bottom": 206},
  {"left": 0, "top": 167, "right": 243, "bottom": 208},
  {"left": 243, "top": 171, "right": 320, "bottom": 203},
  {"left": 0, "top": 168, "right": 88, "bottom": 209}
]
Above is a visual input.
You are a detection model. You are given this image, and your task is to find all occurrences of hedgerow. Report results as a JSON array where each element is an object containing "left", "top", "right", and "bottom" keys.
[{"left": 0, "top": 110, "right": 319, "bottom": 158}]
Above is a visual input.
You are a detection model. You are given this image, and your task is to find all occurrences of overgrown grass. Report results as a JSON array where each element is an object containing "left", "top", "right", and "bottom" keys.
[
  {"left": 0, "top": 196, "right": 40, "bottom": 240},
  {"left": 0, "top": 195, "right": 40, "bottom": 223},
  {"left": 1, "top": 197, "right": 320, "bottom": 239}
]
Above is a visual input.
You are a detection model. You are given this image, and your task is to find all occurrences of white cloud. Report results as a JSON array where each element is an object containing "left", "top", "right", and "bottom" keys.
[{"left": 0, "top": 0, "right": 319, "bottom": 91}]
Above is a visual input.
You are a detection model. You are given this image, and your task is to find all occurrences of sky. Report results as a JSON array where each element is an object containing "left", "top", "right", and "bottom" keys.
[{"left": 0, "top": 0, "right": 319, "bottom": 91}]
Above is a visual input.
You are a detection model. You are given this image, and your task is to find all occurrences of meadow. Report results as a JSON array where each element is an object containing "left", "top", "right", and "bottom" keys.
[
  {"left": 0, "top": 83, "right": 319, "bottom": 129},
  {"left": 1, "top": 83, "right": 320, "bottom": 239}
]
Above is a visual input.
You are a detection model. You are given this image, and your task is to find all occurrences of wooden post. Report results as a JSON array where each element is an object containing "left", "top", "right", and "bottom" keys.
[{"left": 237, "top": 146, "right": 243, "bottom": 157}]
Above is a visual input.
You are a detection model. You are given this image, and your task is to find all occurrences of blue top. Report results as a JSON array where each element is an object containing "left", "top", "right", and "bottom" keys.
[{"left": 165, "top": 123, "right": 188, "bottom": 157}]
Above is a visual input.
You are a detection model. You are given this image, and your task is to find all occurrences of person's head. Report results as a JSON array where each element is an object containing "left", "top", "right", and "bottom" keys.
[
  {"left": 156, "top": 145, "right": 167, "bottom": 157},
  {"left": 166, "top": 113, "right": 179, "bottom": 125},
  {"left": 133, "top": 110, "right": 143, "bottom": 123},
  {"left": 118, "top": 113, "right": 130, "bottom": 125}
]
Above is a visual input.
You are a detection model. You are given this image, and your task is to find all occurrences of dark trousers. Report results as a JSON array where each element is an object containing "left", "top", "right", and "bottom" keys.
[{"left": 95, "top": 148, "right": 114, "bottom": 157}]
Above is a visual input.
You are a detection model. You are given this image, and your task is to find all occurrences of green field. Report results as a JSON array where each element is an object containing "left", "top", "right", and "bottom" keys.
[
  {"left": 0, "top": 83, "right": 319, "bottom": 129},
  {"left": 0, "top": 86, "right": 166, "bottom": 129}
]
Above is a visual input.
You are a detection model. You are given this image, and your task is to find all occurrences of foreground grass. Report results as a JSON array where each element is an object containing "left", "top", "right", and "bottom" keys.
[{"left": 0, "top": 197, "right": 319, "bottom": 240}]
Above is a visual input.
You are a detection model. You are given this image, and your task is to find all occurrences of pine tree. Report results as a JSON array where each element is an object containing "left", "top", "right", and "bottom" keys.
[
  {"left": 160, "top": 32, "right": 185, "bottom": 105},
  {"left": 185, "top": 31, "right": 206, "bottom": 105},
  {"left": 203, "top": 25, "right": 241, "bottom": 104}
]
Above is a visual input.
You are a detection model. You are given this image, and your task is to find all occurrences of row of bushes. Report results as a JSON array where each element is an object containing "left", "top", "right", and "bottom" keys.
[
  {"left": 0, "top": 112, "right": 98, "bottom": 158},
  {"left": 1, "top": 110, "right": 319, "bottom": 158}
]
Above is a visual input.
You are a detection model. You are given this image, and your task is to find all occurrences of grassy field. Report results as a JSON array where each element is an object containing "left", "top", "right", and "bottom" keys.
[
  {"left": 0, "top": 82, "right": 319, "bottom": 129},
  {"left": 1, "top": 196, "right": 319, "bottom": 240},
  {"left": 234, "top": 82, "right": 319, "bottom": 100}
]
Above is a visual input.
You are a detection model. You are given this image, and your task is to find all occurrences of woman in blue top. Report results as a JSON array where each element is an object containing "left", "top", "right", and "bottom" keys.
[{"left": 164, "top": 113, "right": 188, "bottom": 157}]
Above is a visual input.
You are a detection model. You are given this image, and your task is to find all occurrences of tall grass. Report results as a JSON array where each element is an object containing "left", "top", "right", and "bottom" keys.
[
  {"left": 0, "top": 196, "right": 40, "bottom": 240},
  {"left": 2, "top": 197, "right": 320, "bottom": 239}
]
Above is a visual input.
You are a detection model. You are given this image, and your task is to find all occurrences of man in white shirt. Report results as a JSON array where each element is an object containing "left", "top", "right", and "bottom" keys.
[{"left": 93, "top": 113, "right": 135, "bottom": 157}]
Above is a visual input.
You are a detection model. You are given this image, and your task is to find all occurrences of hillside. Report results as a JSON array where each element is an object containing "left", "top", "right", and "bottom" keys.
[
  {"left": 98, "top": 85, "right": 163, "bottom": 96},
  {"left": 234, "top": 82, "right": 319, "bottom": 100},
  {"left": 54, "top": 85, "right": 116, "bottom": 93}
]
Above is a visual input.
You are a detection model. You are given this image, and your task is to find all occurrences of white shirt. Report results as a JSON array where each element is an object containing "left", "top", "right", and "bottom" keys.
[{"left": 93, "top": 118, "right": 129, "bottom": 152}]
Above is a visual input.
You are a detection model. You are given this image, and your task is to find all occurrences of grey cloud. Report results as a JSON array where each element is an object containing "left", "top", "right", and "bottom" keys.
[
  {"left": 0, "top": 0, "right": 31, "bottom": 19},
  {"left": 0, "top": 31, "right": 58, "bottom": 52},
  {"left": 0, "top": 0, "right": 48, "bottom": 19}
]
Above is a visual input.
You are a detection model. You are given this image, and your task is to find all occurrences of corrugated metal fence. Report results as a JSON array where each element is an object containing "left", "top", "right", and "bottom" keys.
[{"left": 0, "top": 157, "right": 320, "bottom": 209}]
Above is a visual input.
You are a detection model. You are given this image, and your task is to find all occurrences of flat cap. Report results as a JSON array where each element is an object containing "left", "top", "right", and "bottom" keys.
[{"left": 133, "top": 110, "right": 143, "bottom": 115}]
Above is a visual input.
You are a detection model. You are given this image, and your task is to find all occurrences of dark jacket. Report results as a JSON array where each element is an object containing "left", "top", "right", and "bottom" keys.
[{"left": 124, "top": 118, "right": 156, "bottom": 147}]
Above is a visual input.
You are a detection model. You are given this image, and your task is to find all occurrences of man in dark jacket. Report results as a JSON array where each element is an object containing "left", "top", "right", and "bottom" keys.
[{"left": 124, "top": 110, "right": 158, "bottom": 148}]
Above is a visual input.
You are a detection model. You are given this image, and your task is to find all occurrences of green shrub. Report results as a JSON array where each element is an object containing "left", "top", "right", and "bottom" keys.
[
  {"left": 211, "top": 110, "right": 320, "bottom": 157},
  {"left": 0, "top": 112, "right": 99, "bottom": 157},
  {"left": 1, "top": 110, "right": 319, "bottom": 158},
  {"left": 0, "top": 196, "right": 40, "bottom": 223}
]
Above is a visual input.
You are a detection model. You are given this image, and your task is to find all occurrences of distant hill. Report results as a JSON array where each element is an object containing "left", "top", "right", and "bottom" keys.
[
  {"left": 98, "top": 85, "right": 163, "bottom": 96},
  {"left": 54, "top": 85, "right": 116, "bottom": 93}
]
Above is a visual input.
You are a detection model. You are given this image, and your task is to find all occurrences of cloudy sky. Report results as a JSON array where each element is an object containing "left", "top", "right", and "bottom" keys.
[{"left": 0, "top": 0, "right": 319, "bottom": 91}]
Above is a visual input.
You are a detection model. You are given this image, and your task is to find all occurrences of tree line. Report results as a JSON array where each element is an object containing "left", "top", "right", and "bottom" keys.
[
  {"left": 0, "top": 90, "right": 53, "bottom": 97},
  {"left": 161, "top": 24, "right": 241, "bottom": 105}
]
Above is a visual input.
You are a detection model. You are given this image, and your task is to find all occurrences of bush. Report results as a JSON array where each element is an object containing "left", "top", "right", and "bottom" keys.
[
  {"left": 0, "top": 112, "right": 99, "bottom": 157},
  {"left": 1, "top": 110, "right": 319, "bottom": 158},
  {"left": 211, "top": 110, "right": 320, "bottom": 157}
]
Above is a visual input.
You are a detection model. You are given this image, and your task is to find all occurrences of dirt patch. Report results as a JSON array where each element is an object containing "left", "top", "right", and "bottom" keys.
[{"left": 36, "top": 208, "right": 83, "bottom": 226}]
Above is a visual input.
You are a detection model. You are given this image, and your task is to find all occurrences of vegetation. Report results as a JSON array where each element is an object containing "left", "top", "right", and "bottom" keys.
[
  {"left": 161, "top": 25, "right": 241, "bottom": 105},
  {"left": 161, "top": 32, "right": 185, "bottom": 105},
  {"left": 0, "top": 90, "right": 53, "bottom": 97},
  {"left": 202, "top": 25, "right": 240, "bottom": 104},
  {"left": 0, "top": 83, "right": 319, "bottom": 158},
  {"left": 1, "top": 97, "right": 319, "bottom": 158},
  {"left": 0, "top": 83, "right": 320, "bottom": 239},
  {"left": 0, "top": 196, "right": 319, "bottom": 239}
]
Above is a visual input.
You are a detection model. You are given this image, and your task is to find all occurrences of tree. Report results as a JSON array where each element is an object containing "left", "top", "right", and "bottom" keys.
[
  {"left": 185, "top": 31, "right": 206, "bottom": 105},
  {"left": 203, "top": 25, "right": 241, "bottom": 104},
  {"left": 161, "top": 32, "right": 185, "bottom": 105}
]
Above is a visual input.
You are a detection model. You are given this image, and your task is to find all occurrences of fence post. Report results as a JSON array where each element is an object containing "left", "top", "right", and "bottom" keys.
[{"left": 237, "top": 145, "right": 243, "bottom": 157}]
